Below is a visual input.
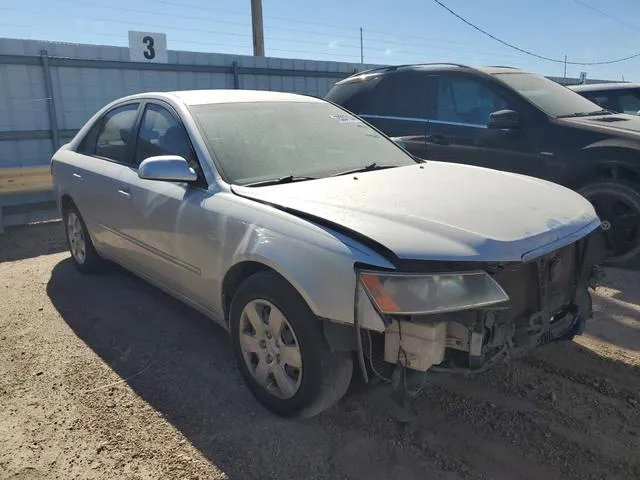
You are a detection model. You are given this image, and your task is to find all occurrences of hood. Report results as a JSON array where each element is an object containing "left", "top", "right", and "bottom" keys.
[
  {"left": 232, "top": 162, "right": 600, "bottom": 263},
  {"left": 554, "top": 113, "right": 640, "bottom": 140}
]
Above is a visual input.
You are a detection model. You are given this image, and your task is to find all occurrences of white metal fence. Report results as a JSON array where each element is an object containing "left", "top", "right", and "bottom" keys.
[
  {"left": 0, "top": 37, "right": 616, "bottom": 231},
  {"left": 0, "top": 38, "right": 380, "bottom": 231}
]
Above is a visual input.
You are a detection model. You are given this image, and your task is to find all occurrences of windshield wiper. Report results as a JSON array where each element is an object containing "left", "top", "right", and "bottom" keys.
[
  {"left": 557, "top": 109, "right": 615, "bottom": 118},
  {"left": 243, "top": 175, "right": 317, "bottom": 187},
  {"left": 330, "top": 162, "right": 398, "bottom": 177}
]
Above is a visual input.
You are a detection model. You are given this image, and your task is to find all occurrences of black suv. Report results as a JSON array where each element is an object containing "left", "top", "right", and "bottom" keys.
[{"left": 326, "top": 64, "right": 640, "bottom": 267}]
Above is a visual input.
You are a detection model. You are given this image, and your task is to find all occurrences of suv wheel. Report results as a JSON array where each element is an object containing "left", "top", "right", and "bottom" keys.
[
  {"left": 230, "top": 271, "right": 353, "bottom": 417},
  {"left": 579, "top": 180, "right": 640, "bottom": 268}
]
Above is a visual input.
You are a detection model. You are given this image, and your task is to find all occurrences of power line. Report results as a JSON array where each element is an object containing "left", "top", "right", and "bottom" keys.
[
  {"left": 10, "top": 0, "right": 535, "bottom": 61},
  {"left": 1, "top": 4, "right": 531, "bottom": 62},
  {"left": 431, "top": 0, "right": 640, "bottom": 65},
  {"left": 571, "top": 0, "right": 640, "bottom": 33}
]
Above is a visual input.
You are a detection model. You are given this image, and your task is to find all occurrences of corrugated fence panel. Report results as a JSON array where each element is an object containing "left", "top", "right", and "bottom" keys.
[
  {"left": 0, "top": 139, "right": 53, "bottom": 168},
  {"left": 0, "top": 36, "right": 616, "bottom": 222},
  {"left": 0, "top": 34, "right": 383, "bottom": 221},
  {"left": 0, "top": 63, "right": 49, "bottom": 132}
]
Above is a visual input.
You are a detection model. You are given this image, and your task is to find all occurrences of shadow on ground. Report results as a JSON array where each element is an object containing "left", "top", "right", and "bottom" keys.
[
  {"left": 585, "top": 267, "right": 640, "bottom": 352},
  {"left": 0, "top": 221, "right": 66, "bottom": 262},
  {"left": 46, "top": 258, "right": 640, "bottom": 480},
  {"left": 589, "top": 293, "right": 640, "bottom": 352}
]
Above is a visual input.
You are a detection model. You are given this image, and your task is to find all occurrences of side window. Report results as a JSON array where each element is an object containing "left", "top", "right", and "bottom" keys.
[
  {"left": 93, "top": 104, "right": 140, "bottom": 163},
  {"left": 587, "top": 95, "right": 609, "bottom": 108},
  {"left": 366, "top": 73, "right": 427, "bottom": 118},
  {"left": 436, "top": 76, "right": 510, "bottom": 126},
  {"left": 134, "top": 104, "right": 198, "bottom": 170},
  {"left": 77, "top": 121, "right": 102, "bottom": 155},
  {"left": 617, "top": 93, "right": 640, "bottom": 115},
  {"left": 585, "top": 93, "right": 620, "bottom": 112}
]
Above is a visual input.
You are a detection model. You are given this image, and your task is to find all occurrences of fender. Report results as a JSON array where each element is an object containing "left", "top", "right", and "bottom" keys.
[{"left": 571, "top": 142, "right": 640, "bottom": 188}]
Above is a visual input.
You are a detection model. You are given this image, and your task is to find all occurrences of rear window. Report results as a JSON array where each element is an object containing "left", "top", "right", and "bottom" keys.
[{"left": 326, "top": 76, "right": 382, "bottom": 114}]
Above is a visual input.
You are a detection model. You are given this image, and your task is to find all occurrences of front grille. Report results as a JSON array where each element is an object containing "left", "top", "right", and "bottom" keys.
[
  {"left": 546, "top": 243, "right": 577, "bottom": 315},
  {"left": 537, "top": 331, "right": 553, "bottom": 345},
  {"left": 491, "top": 242, "right": 577, "bottom": 326}
]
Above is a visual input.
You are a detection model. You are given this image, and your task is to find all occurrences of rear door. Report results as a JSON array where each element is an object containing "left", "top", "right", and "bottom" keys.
[
  {"left": 66, "top": 102, "right": 141, "bottom": 259},
  {"left": 355, "top": 72, "right": 429, "bottom": 159},
  {"left": 425, "top": 73, "right": 540, "bottom": 175}
]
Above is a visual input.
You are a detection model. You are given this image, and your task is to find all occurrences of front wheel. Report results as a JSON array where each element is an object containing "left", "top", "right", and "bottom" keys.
[
  {"left": 579, "top": 180, "right": 640, "bottom": 268},
  {"left": 229, "top": 271, "right": 353, "bottom": 417}
]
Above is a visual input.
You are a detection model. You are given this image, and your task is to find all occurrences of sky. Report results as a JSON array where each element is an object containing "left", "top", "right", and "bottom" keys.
[{"left": 2, "top": 0, "right": 640, "bottom": 81}]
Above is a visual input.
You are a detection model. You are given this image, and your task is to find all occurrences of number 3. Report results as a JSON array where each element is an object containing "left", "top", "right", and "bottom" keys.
[{"left": 142, "top": 36, "right": 155, "bottom": 60}]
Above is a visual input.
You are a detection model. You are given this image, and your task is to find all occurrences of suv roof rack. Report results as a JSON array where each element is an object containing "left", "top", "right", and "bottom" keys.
[
  {"left": 344, "top": 62, "right": 471, "bottom": 80},
  {"left": 484, "top": 65, "right": 518, "bottom": 69}
]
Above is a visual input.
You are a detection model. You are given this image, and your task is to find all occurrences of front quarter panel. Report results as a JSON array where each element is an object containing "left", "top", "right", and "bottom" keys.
[{"left": 196, "top": 192, "right": 394, "bottom": 328}]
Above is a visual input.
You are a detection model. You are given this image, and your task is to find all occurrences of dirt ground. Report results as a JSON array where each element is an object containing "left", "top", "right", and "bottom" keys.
[{"left": 1, "top": 222, "right": 639, "bottom": 480}]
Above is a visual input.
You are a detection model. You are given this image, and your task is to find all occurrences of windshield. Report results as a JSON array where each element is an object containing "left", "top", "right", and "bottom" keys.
[
  {"left": 189, "top": 101, "right": 417, "bottom": 185},
  {"left": 493, "top": 72, "right": 604, "bottom": 117}
]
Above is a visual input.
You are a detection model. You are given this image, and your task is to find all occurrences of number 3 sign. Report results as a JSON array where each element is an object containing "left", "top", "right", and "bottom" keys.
[{"left": 128, "top": 31, "right": 168, "bottom": 63}]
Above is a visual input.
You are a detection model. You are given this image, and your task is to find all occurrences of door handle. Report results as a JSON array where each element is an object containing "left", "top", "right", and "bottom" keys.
[
  {"left": 425, "top": 134, "right": 450, "bottom": 146},
  {"left": 72, "top": 172, "right": 82, "bottom": 179},
  {"left": 117, "top": 187, "right": 131, "bottom": 198}
]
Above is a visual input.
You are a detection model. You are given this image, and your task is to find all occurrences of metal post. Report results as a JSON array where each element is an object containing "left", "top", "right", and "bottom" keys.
[
  {"left": 563, "top": 55, "right": 567, "bottom": 85},
  {"left": 251, "top": 0, "right": 265, "bottom": 56},
  {"left": 232, "top": 61, "right": 240, "bottom": 89},
  {"left": 40, "top": 49, "right": 59, "bottom": 150},
  {"left": 360, "top": 27, "right": 364, "bottom": 64}
]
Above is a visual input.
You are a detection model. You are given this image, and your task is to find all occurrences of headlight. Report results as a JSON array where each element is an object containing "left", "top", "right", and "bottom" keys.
[{"left": 359, "top": 271, "right": 509, "bottom": 315}]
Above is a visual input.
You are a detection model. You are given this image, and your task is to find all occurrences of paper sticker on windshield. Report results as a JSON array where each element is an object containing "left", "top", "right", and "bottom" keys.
[{"left": 330, "top": 114, "right": 361, "bottom": 124}]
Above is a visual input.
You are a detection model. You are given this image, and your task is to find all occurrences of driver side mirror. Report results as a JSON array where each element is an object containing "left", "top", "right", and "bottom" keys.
[
  {"left": 138, "top": 155, "right": 198, "bottom": 183},
  {"left": 487, "top": 109, "right": 521, "bottom": 130}
]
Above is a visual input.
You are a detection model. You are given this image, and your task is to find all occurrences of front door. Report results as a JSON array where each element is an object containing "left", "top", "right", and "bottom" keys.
[
  {"left": 117, "top": 102, "right": 212, "bottom": 302},
  {"left": 425, "top": 73, "right": 540, "bottom": 176}
]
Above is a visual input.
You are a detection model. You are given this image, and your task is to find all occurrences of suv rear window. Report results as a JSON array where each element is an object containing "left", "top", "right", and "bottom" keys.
[{"left": 326, "top": 76, "right": 382, "bottom": 114}]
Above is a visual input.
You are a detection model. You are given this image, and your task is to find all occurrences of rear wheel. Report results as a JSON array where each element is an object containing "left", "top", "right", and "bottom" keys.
[
  {"left": 62, "top": 204, "right": 105, "bottom": 273},
  {"left": 230, "top": 271, "right": 353, "bottom": 417},
  {"left": 579, "top": 180, "right": 640, "bottom": 268}
]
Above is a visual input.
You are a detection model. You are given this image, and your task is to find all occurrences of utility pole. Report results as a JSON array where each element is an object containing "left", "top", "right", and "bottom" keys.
[
  {"left": 251, "top": 0, "right": 265, "bottom": 57},
  {"left": 360, "top": 27, "right": 364, "bottom": 64},
  {"left": 563, "top": 55, "right": 567, "bottom": 85}
]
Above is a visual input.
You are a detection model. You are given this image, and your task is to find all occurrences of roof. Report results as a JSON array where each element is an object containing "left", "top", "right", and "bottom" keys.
[
  {"left": 337, "top": 64, "right": 525, "bottom": 84},
  {"left": 475, "top": 66, "right": 524, "bottom": 75},
  {"left": 569, "top": 82, "right": 640, "bottom": 92},
  {"left": 166, "top": 89, "right": 323, "bottom": 106}
]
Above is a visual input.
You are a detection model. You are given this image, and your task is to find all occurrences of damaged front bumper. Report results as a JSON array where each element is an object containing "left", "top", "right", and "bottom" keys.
[{"left": 360, "top": 228, "right": 605, "bottom": 378}]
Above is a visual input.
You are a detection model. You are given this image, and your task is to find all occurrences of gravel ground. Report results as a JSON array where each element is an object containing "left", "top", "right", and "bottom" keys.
[{"left": 1, "top": 222, "right": 639, "bottom": 480}]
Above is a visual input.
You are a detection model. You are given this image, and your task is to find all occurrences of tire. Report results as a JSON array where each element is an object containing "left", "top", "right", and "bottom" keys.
[
  {"left": 229, "top": 271, "right": 353, "bottom": 418},
  {"left": 579, "top": 179, "right": 640, "bottom": 268},
  {"left": 62, "top": 203, "right": 105, "bottom": 273}
]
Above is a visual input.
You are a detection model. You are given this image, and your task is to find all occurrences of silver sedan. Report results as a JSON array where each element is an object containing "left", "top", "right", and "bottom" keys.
[{"left": 51, "top": 89, "right": 603, "bottom": 417}]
